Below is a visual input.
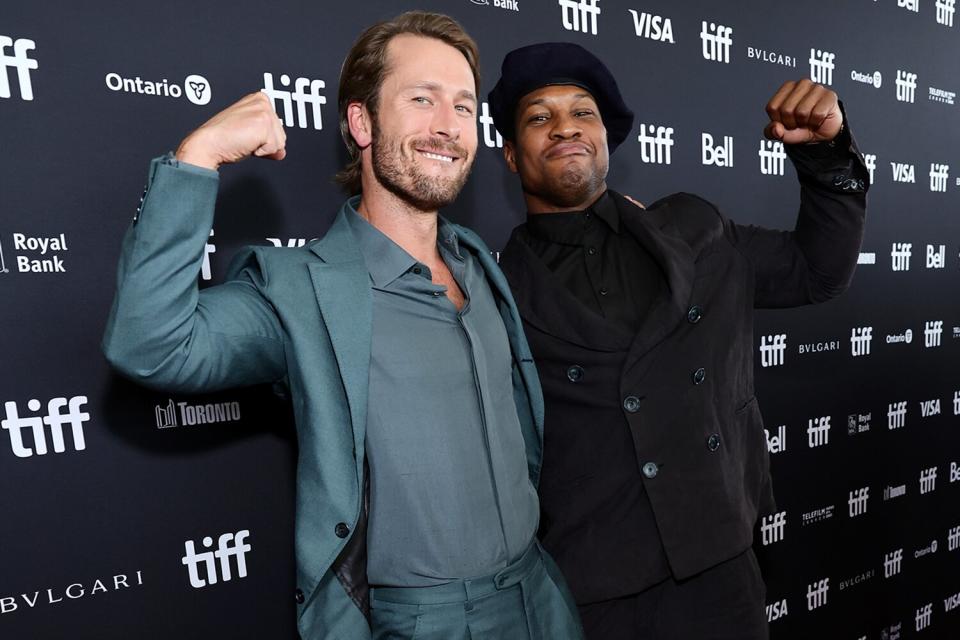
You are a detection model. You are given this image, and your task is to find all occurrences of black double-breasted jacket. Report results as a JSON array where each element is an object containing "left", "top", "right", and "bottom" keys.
[{"left": 500, "top": 134, "right": 868, "bottom": 605}]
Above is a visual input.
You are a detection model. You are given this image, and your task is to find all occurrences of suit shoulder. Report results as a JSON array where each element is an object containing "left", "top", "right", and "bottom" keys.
[{"left": 641, "top": 192, "right": 726, "bottom": 250}]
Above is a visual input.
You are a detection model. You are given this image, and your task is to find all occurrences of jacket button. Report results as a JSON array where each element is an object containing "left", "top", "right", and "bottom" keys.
[
  {"left": 642, "top": 462, "right": 659, "bottom": 479},
  {"left": 707, "top": 434, "right": 721, "bottom": 451},
  {"left": 295, "top": 588, "right": 305, "bottom": 604},
  {"left": 687, "top": 305, "right": 702, "bottom": 324},
  {"left": 335, "top": 522, "right": 350, "bottom": 538},
  {"left": 692, "top": 368, "right": 706, "bottom": 385},
  {"left": 623, "top": 395, "right": 641, "bottom": 413},
  {"left": 567, "top": 365, "right": 585, "bottom": 382}
]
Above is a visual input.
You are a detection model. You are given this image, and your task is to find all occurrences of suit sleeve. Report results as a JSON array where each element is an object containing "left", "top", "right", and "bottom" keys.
[
  {"left": 102, "top": 156, "right": 286, "bottom": 393},
  {"left": 727, "top": 110, "right": 868, "bottom": 309}
]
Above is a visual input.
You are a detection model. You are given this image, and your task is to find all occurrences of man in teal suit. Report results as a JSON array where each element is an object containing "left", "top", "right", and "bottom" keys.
[{"left": 102, "top": 11, "right": 582, "bottom": 640}]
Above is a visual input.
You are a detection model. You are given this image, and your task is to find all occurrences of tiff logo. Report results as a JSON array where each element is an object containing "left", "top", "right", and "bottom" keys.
[
  {"left": 266, "top": 238, "right": 308, "bottom": 248},
  {"left": 558, "top": 0, "right": 601, "bottom": 35},
  {"left": 916, "top": 603, "right": 933, "bottom": 631},
  {"left": 262, "top": 72, "right": 326, "bottom": 130},
  {"left": 891, "top": 242, "right": 912, "bottom": 271},
  {"left": 925, "top": 320, "right": 943, "bottom": 347},
  {"left": 807, "top": 416, "right": 831, "bottom": 448},
  {"left": 850, "top": 327, "right": 872, "bottom": 356},
  {"left": 182, "top": 530, "right": 251, "bottom": 589},
  {"left": 884, "top": 549, "right": 903, "bottom": 578},
  {"left": 479, "top": 102, "right": 503, "bottom": 149},
  {"left": 864, "top": 153, "right": 877, "bottom": 184},
  {"left": 896, "top": 70, "right": 918, "bottom": 103},
  {"left": 628, "top": 10, "right": 674, "bottom": 43},
  {"left": 806, "top": 578, "right": 829, "bottom": 611},
  {"left": 761, "top": 511, "right": 786, "bottom": 545},
  {"left": 700, "top": 21, "right": 733, "bottom": 63},
  {"left": 949, "top": 525, "right": 960, "bottom": 551},
  {"left": 637, "top": 124, "right": 674, "bottom": 164},
  {"left": 888, "top": 401, "right": 907, "bottom": 429},
  {"left": 809, "top": 49, "right": 835, "bottom": 85},
  {"left": 930, "top": 163, "right": 950, "bottom": 192},
  {"left": 0, "top": 36, "right": 38, "bottom": 101},
  {"left": 938, "top": 0, "right": 956, "bottom": 25},
  {"left": 202, "top": 230, "right": 216, "bottom": 281},
  {"left": 701, "top": 133, "right": 733, "bottom": 167},
  {"left": 848, "top": 486, "right": 869, "bottom": 517},
  {"left": 760, "top": 334, "right": 786, "bottom": 367},
  {"left": 921, "top": 399, "right": 941, "bottom": 418},
  {"left": 920, "top": 466, "right": 938, "bottom": 494},
  {"left": 954, "top": 391, "right": 960, "bottom": 415},
  {"left": 2, "top": 396, "right": 88, "bottom": 458},
  {"left": 759, "top": 140, "right": 786, "bottom": 176},
  {"left": 927, "top": 244, "right": 946, "bottom": 268}
]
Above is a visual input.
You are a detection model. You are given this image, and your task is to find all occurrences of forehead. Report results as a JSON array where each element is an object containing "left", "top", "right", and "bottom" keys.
[
  {"left": 517, "top": 84, "right": 598, "bottom": 110},
  {"left": 383, "top": 34, "right": 475, "bottom": 93}
]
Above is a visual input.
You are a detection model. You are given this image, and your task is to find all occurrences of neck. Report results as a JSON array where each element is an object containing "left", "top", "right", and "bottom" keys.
[
  {"left": 524, "top": 184, "right": 607, "bottom": 215},
  {"left": 356, "top": 179, "right": 441, "bottom": 264}
]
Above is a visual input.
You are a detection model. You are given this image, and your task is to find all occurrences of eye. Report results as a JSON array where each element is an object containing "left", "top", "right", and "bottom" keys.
[
  {"left": 575, "top": 109, "right": 595, "bottom": 118},
  {"left": 412, "top": 96, "right": 432, "bottom": 105},
  {"left": 455, "top": 104, "right": 474, "bottom": 115},
  {"left": 527, "top": 114, "right": 549, "bottom": 124}
]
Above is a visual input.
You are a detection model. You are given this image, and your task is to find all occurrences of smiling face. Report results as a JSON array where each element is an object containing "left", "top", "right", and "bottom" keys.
[
  {"left": 504, "top": 84, "right": 609, "bottom": 213},
  {"left": 367, "top": 34, "right": 478, "bottom": 211}
]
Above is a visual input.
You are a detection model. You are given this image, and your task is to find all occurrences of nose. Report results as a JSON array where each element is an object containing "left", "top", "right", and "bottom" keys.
[
  {"left": 431, "top": 101, "right": 462, "bottom": 142},
  {"left": 549, "top": 111, "right": 581, "bottom": 140}
]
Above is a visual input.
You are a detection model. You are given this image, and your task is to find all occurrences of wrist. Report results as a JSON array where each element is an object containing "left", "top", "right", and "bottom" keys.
[{"left": 175, "top": 134, "right": 220, "bottom": 171}]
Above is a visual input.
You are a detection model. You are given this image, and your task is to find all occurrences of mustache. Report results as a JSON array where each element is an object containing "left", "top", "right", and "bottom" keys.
[{"left": 410, "top": 137, "right": 469, "bottom": 160}]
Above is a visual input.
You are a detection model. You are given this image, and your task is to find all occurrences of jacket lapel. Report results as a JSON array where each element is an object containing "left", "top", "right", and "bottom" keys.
[{"left": 308, "top": 210, "right": 372, "bottom": 467}]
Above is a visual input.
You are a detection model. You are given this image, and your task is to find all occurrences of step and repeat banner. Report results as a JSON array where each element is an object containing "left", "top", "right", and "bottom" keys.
[{"left": 2, "top": 0, "right": 959, "bottom": 638}]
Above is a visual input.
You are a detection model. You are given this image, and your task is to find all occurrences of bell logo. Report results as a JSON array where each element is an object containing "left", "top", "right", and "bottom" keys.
[
  {"left": 182, "top": 530, "right": 251, "bottom": 589},
  {"left": 629, "top": 10, "right": 674, "bottom": 43},
  {"left": 0, "top": 35, "right": 38, "bottom": 101},
  {"left": 806, "top": 578, "right": 829, "bottom": 611},
  {"left": 807, "top": 416, "right": 830, "bottom": 448},
  {"left": 898, "top": 0, "right": 919, "bottom": 11},
  {"left": 809, "top": 49, "right": 835, "bottom": 85},
  {"left": 952, "top": 462, "right": 960, "bottom": 483},
  {"left": 761, "top": 511, "right": 786, "bottom": 545},
  {"left": 895, "top": 70, "right": 918, "bottom": 103},
  {"left": 759, "top": 334, "right": 786, "bottom": 367},
  {"left": 920, "top": 467, "right": 938, "bottom": 494},
  {"left": 765, "top": 425, "right": 786, "bottom": 453},
  {"left": 927, "top": 244, "right": 946, "bottom": 268},
  {"left": 701, "top": 133, "right": 733, "bottom": 167},
  {"left": 2, "top": 396, "right": 89, "bottom": 458},
  {"left": 558, "top": 0, "right": 601, "bottom": 35},
  {"left": 848, "top": 486, "right": 869, "bottom": 517},
  {"left": 758, "top": 140, "right": 786, "bottom": 176},
  {"left": 937, "top": 0, "right": 956, "bottom": 26},
  {"left": 700, "top": 21, "right": 733, "bottom": 63},
  {"left": 850, "top": 327, "right": 872, "bottom": 356},
  {"left": 930, "top": 164, "right": 950, "bottom": 192},
  {"left": 887, "top": 401, "right": 907, "bottom": 429},
  {"left": 261, "top": 72, "right": 326, "bottom": 130},
  {"left": 884, "top": 549, "right": 903, "bottom": 578}
]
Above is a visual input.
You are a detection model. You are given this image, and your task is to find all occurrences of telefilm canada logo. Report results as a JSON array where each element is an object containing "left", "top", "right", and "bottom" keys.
[
  {"left": 105, "top": 72, "right": 211, "bottom": 105},
  {"left": 155, "top": 398, "right": 242, "bottom": 429}
]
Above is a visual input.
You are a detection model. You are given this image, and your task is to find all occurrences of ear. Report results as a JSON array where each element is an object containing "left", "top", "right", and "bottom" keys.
[
  {"left": 503, "top": 140, "right": 519, "bottom": 174},
  {"left": 346, "top": 102, "right": 372, "bottom": 149}
]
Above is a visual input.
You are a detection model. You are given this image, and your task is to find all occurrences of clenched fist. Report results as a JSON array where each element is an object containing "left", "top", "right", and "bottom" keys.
[
  {"left": 175, "top": 92, "right": 287, "bottom": 170},
  {"left": 764, "top": 79, "right": 842, "bottom": 145}
]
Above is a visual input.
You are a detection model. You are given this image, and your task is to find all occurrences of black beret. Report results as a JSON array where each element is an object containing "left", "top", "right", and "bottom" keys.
[{"left": 488, "top": 42, "right": 635, "bottom": 154}]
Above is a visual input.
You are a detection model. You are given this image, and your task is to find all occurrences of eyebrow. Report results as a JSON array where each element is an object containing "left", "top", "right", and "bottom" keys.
[
  {"left": 407, "top": 82, "right": 477, "bottom": 104},
  {"left": 522, "top": 92, "right": 595, "bottom": 109}
]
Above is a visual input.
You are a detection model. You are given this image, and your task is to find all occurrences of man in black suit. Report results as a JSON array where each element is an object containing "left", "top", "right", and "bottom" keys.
[{"left": 488, "top": 43, "right": 867, "bottom": 639}]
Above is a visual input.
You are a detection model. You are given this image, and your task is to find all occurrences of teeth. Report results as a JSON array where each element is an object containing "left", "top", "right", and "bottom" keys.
[{"left": 421, "top": 151, "right": 453, "bottom": 163}]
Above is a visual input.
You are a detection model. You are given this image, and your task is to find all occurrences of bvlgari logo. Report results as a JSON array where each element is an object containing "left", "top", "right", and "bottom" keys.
[{"left": 1, "top": 571, "right": 144, "bottom": 614}]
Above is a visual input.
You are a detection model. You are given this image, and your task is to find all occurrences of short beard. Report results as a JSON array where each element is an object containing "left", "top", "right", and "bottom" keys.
[
  {"left": 371, "top": 121, "right": 472, "bottom": 212},
  {"left": 526, "top": 158, "right": 608, "bottom": 210}
]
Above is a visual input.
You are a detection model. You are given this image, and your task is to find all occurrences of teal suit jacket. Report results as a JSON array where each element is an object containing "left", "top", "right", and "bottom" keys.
[{"left": 102, "top": 157, "right": 546, "bottom": 639}]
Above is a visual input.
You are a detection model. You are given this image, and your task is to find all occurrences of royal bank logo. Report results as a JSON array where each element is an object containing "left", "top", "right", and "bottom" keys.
[
  {"left": 2, "top": 396, "right": 89, "bottom": 458},
  {"left": 700, "top": 21, "right": 733, "bottom": 63},
  {"left": 884, "top": 549, "right": 903, "bottom": 578},
  {"left": 920, "top": 466, "right": 938, "bottom": 494},
  {"left": 808, "top": 49, "right": 835, "bottom": 85},
  {"left": 262, "top": 72, "right": 326, "bottom": 130},
  {"left": 925, "top": 320, "right": 943, "bottom": 347},
  {"left": 883, "top": 484, "right": 906, "bottom": 501},
  {"left": 850, "top": 327, "right": 872, "bottom": 356},
  {"left": 891, "top": 162, "right": 915, "bottom": 183},
  {"left": 851, "top": 70, "right": 882, "bottom": 89},
  {"left": 1, "top": 35, "right": 38, "bottom": 101},
  {"left": 0, "top": 571, "right": 144, "bottom": 615},
  {"left": 479, "top": 102, "right": 503, "bottom": 148},
  {"left": 105, "top": 72, "right": 211, "bottom": 105},
  {"left": 761, "top": 511, "right": 786, "bottom": 545},
  {"left": 891, "top": 242, "right": 912, "bottom": 271},
  {"left": 881, "top": 622, "right": 903, "bottom": 640},
  {"left": 898, "top": 0, "right": 919, "bottom": 11},
  {"left": 887, "top": 401, "right": 907, "bottom": 429},
  {"left": 182, "top": 530, "right": 251, "bottom": 589},
  {"left": 558, "top": 0, "right": 601, "bottom": 35},
  {"left": 937, "top": 0, "right": 956, "bottom": 26},
  {"left": 155, "top": 399, "right": 242, "bottom": 429},
  {"left": 766, "top": 598, "right": 788, "bottom": 622},
  {"left": 701, "top": 133, "right": 733, "bottom": 167},
  {"left": 470, "top": 0, "right": 519, "bottom": 11},
  {"left": 628, "top": 10, "right": 674, "bottom": 43},
  {"left": 864, "top": 153, "right": 877, "bottom": 184},
  {"left": 927, "top": 244, "right": 946, "bottom": 268},
  {"left": 930, "top": 164, "right": 950, "bottom": 192},
  {"left": 759, "top": 140, "right": 786, "bottom": 176},
  {"left": 807, "top": 416, "right": 831, "bottom": 448},
  {"left": 848, "top": 486, "right": 869, "bottom": 517},
  {"left": 847, "top": 412, "right": 871, "bottom": 435},
  {"left": 806, "top": 578, "right": 829, "bottom": 611},
  {"left": 637, "top": 124, "right": 674, "bottom": 164},
  {"left": 759, "top": 334, "right": 787, "bottom": 367},
  {"left": 895, "top": 70, "right": 918, "bottom": 103},
  {"left": 920, "top": 399, "right": 941, "bottom": 418},
  {"left": 949, "top": 525, "right": 960, "bottom": 551},
  {"left": 929, "top": 87, "right": 956, "bottom": 105},
  {"left": 915, "top": 603, "right": 933, "bottom": 631},
  {"left": 2, "top": 233, "right": 70, "bottom": 274},
  {"left": 765, "top": 424, "right": 786, "bottom": 453},
  {"left": 801, "top": 504, "right": 834, "bottom": 526}
]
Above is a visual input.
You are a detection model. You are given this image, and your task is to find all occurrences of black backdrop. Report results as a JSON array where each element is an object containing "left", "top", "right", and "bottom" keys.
[{"left": 2, "top": 0, "right": 959, "bottom": 638}]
